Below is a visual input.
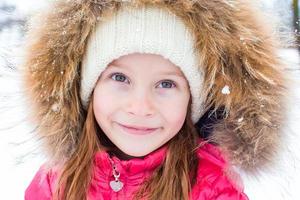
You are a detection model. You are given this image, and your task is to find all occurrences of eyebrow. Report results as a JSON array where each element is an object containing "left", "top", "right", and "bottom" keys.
[
  {"left": 105, "top": 64, "right": 130, "bottom": 73},
  {"left": 160, "top": 71, "right": 185, "bottom": 78}
]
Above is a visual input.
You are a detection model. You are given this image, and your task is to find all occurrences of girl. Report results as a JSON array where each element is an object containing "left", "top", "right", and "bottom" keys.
[{"left": 23, "top": 0, "right": 286, "bottom": 199}]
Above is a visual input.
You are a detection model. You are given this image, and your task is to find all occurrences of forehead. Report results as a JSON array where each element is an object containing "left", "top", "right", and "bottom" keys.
[{"left": 108, "top": 53, "right": 185, "bottom": 77}]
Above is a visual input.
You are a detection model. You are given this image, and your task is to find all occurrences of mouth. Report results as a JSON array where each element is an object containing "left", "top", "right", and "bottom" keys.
[{"left": 117, "top": 123, "right": 160, "bottom": 135}]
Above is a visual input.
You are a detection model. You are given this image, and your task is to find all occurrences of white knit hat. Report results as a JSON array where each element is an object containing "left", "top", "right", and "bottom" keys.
[{"left": 81, "top": 4, "right": 205, "bottom": 124}]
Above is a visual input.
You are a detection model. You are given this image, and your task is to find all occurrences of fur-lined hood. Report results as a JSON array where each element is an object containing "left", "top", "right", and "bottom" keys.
[{"left": 21, "top": 0, "right": 287, "bottom": 173}]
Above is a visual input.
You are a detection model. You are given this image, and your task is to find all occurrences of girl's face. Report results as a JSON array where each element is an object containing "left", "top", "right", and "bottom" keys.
[{"left": 93, "top": 53, "right": 190, "bottom": 158}]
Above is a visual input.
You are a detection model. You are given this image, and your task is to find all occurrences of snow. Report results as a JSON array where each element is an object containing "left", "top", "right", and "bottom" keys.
[
  {"left": 1, "top": 0, "right": 48, "bottom": 15},
  {"left": 221, "top": 85, "right": 230, "bottom": 95},
  {"left": 0, "top": 0, "right": 299, "bottom": 199},
  {"left": 0, "top": 53, "right": 46, "bottom": 199},
  {"left": 237, "top": 117, "right": 244, "bottom": 123},
  {"left": 0, "top": 1, "right": 48, "bottom": 199}
]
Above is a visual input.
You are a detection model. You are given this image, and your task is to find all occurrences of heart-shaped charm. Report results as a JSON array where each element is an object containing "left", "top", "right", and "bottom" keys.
[{"left": 109, "top": 180, "right": 124, "bottom": 192}]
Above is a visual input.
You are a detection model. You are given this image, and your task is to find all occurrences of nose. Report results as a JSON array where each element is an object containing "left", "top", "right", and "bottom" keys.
[{"left": 125, "top": 90, "right": 155, "bottom": 117}]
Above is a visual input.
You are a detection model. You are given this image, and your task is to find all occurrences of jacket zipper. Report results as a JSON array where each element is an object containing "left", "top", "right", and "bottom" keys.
[{"left": 108, "top": 156, "right": 124, "bottom": 192}]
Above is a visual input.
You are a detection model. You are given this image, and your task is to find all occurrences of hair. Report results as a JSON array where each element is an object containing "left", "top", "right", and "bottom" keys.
[{"left": 53, "top": 92, "right": 200, "bottom": 200}]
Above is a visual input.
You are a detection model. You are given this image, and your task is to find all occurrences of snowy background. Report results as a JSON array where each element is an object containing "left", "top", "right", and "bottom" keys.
[{"left": 0, "top": 0, "right": 299, "bottom": 199}]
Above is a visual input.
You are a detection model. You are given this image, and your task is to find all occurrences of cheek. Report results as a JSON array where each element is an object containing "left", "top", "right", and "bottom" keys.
[
  {"left": 93, "top": 85, "right": 117, "bottom": 123},
  {"left": 162, "top": 95, "right": 189, "bottom": 130},
  {"left": 168, "top": 109, "right": 187, "bottom": 129}
]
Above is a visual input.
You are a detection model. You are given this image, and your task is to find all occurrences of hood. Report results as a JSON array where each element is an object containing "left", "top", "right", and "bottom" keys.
[{"left": 21, "top": 0, "right": 288, "bottom": 173}]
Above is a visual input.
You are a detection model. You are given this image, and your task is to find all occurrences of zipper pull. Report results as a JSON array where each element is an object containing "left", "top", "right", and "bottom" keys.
[{"left": 109, "top": 156, "right": 124, "bottom": 192}]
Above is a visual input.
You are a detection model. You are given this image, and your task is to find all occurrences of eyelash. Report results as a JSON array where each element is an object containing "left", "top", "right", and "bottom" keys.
[
  {"left": 109, "top": 72, "right": 177, "bottom": 88},
  {"left": 110, "top": 73, "right": 129, "bottom": 83}
]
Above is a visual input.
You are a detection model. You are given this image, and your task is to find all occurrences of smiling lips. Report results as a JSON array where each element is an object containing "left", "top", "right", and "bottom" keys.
[{"left": 117, "top": 123, "right": 159, "bottom": 135}]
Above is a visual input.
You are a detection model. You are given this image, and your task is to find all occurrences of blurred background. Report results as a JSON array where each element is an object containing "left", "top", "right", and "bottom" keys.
[{"left": 0, "top": 0, "right": 299, "bottom": 199}]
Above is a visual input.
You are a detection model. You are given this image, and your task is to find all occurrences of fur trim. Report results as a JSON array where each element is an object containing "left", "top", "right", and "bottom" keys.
[{"left": 21, "top": 0, "right": 287, "bottom": 172}]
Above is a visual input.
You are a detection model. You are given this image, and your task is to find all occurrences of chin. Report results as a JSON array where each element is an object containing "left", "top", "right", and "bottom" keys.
[
  {"left": 122, "top": 148, "right": 152, "bottom": 157},
  {"left": 116, "top": 143, "right": 156, "bottom": 157}
]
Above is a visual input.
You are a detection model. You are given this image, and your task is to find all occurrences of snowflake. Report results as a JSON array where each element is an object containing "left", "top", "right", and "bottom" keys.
[
  {"left": 51, "top": 103, "right": 60, "bottom": 112},
  {"left": 237, "top": 117, "right": 244, "bottom": 123},
  {"left": 221, "top": 85, "right": 230, "bottom": 95}
]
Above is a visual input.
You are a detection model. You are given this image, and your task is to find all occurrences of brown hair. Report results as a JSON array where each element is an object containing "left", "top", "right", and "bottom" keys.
[{"left": 53, "top": 95, "right": 200, "bottom": 200}]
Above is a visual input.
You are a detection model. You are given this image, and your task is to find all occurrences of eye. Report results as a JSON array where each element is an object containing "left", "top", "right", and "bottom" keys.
[
  {"left": 158, "top": 80, "right": 176, "bottom": 89},
  {"left": 110, "top": 73, "right": 129, "bottom": 83}
]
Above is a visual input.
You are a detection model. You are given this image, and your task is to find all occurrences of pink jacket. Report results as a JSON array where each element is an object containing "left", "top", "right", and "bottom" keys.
[{"left": 25, "top": 142, "right": 248, "bottom": 200}]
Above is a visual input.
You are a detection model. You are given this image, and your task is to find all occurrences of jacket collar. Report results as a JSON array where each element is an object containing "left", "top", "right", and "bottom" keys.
[{"left": 93, "top": 144, "right": 168, "bottom": 182}]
